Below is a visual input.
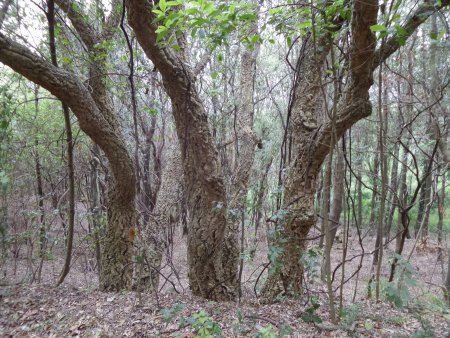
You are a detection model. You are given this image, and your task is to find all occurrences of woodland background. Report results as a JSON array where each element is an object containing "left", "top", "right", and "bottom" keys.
[{"left": 0, "top": 0, "right": 449, "bottom": 336}]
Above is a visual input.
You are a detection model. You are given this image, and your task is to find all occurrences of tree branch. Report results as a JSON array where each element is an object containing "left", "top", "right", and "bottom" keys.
[
  {"left": 373, "top": 0, "right": 450, "bottom": 69},
  {"left": 54, "top": 0, "right": 97, "bottom": 48}
]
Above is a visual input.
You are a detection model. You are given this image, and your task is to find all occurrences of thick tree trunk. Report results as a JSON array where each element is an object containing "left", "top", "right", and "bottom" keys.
[
  {"left": 127, "top": 1, "right": 236, "bottom": 300},
  {"left": 261, "top": 0, "right": 378, "bottom": 301},
  {"left": 0, "top": 5, "right": 137, "bottom": 290}
]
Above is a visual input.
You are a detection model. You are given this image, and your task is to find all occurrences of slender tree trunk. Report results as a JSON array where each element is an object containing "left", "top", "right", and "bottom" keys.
[
  {"left": 436, "top": 163, "right": 445, "bottom": 262},
  {"left": 329, "top": 142, "right": 345, "bottom": 245},
  {"left": 357, "top": 169, "right": 363, "bottom": 228},
  {"left": 374, "top": 66, "right": 388, "bottom": 300},
  {"left": 369, "top": 151, "right": 379, "bottom": 226},
  {"left": 137, "top": 142, "right": 182, "bottom": 291},
  {"left": 393, "top": 140, "right": 410, "bottom": 276},
  {"left": 415, "top": 156, "right": 432, "bottom": 238},
  {"left": 45, "top": 0, "right": 75, "bottom": 286},
  {"left": 385, "top": 140, "right": 399, "bottom": 239},
  {"left": 89, "top": 144, "right": 102, "bottom": 276},
  {"left": 446, "top": 255, "right": 450, "bottom": 306},
  {"left": 226, "top": 14, "right": 260, "bottom": 299},
  {"left": 34, "top": 86, "right": 46, "bottom": 283}
]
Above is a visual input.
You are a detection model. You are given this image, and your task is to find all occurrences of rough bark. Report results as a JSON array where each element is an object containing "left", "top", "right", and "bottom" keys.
[
  {"left": 0, "top": 2, "right": 136, "bottom": 290},
  {"left": 127, "top": 0, "right": 236, "bottom": 300},
  {"left": 260, "top": 0, "right": 378, "bottom": 301}
]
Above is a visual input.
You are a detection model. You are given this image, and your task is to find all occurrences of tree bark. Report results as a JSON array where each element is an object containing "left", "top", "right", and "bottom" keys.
[
  {"left": 0, "top": 2, "right": 136, "bottom": 290},
  {"left": 261, "top": 0, "right": 378, "bottom": 301},
  {"left": 127, "top": 0, "right": 236, "bottom": 300}
]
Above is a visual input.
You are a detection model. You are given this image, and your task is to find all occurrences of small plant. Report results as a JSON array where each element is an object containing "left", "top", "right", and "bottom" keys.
[
  {"left": 189, "top": 310, "right": 221, "bottom": 338},
  {"left": 232, "top": 309, "right": 250, "bottom": 336},
  {"left": 383, "top": 254, "right": 417, "bottom": 308},
  {"left": 160, "top": 302, "right": 185, "bottom": 323},
  {"left": 301, "top": 297, "right": 322, "bottom": 323},
  {"left": 280, "top": 323, "right": 293, "bottom": 337},
  {"left": 254, "top": 324, "right": 277, "bottom": 338},
  {"left": 339, "top": 304, "right": 360, "bottom": 330},
  {"left": 300, "top": 246, "right": 323, "bottom": 285},
  {"left": 412, "top": 312, "right": 434, "bottom": 338}
]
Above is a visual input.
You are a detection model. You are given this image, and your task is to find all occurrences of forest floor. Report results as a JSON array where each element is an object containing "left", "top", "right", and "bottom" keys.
[{"left": 1, "top": 227, "right": 449, "bottom": 337}]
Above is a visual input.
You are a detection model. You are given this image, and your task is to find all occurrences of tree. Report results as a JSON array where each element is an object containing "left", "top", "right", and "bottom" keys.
[
  {"left": 260, "top": 0, "right": 450, "bottom": 301},
  {"left": 0, "top": 0, "right": 136, "bottom": 291},
  {"left": 127, "top": 0, "right": 238, "bottom": 301}
]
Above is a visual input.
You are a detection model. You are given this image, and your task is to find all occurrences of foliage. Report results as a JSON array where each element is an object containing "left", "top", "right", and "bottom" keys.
[
  {"left": 382, "top": 254, "right": 417, "bottom": 308},
  {"left": 300, "top": 246, "right": 323, "bottom": 285},
  {"left": 152, "top": 0, "right": 258, "bottom": 49},
  {"left": 254, "top": 323, "right": 277, "bottom": 338},
  {"left": 160, "top": 306, "right": 221, "bottom": 337},
  {"left": 160, "top": 302, "right": 186, "bottom": 325},
  {"left": 339, "top": 304, "right": 361, "bottom": 330},
  {"left": 301, "top": 297, "right": 322, "bottom": 324},
  {"left": 188, "top": 310, "right": 222, "bottom": 338},
  {"left": 412, "top": 312, "right": 435, "bottom": 338}
]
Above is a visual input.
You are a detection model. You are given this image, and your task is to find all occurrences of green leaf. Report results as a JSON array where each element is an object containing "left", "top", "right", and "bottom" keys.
[
  {"left": 135, "top": 255, "right": 145, "bottom": 264},
  {"left": 159, "top": 0, "right": 167, "bottom": 12},
  {"left": 370, "top": 24, "right": 387, "bottom": 32}
]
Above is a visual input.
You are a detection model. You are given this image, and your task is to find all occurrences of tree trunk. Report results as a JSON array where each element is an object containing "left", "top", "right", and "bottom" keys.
[
  {"left": 261, "top": 0, "right": 378, "bottom": 301},
  {"left": 0, "top": 3, "right": 137, "bottom": 290},
  {"left": 225, "top": 15, "right": 261, "bottom": 299},
  {"left": 127, "top": 1, "right": 237, "bottom": 300},
  {"left": 329, "top": 142, "right": 345, "bottom": 245},
  {"left": 385, "top": 140, "right": 399, "bottom": 239},
  {"left": 137, "top": 142, "right": 182, "bottom": 292},
  {"left": 45, "top": 0, "right": 75, "bottom": 286},
  {"left": 369, "top": 151, "right": 379, "bottom": 226},
  {"left": 34, "top": 87, "right": 46, "bottom": 283},
  {"left": 415, "top": 156, "right": 432, "bottom": 238},
  {"left": 89, "top": 144, "right": 103, "bottom": 276}
]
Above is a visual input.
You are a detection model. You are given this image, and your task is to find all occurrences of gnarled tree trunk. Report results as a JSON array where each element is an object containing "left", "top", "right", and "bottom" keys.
[
  {"left": 0, "top": 0, "right": 136, "bottom": 291},
  {"left": 261, "top": 0, "right": 378, "bottom": 301},
  {"left": 127, "top": 0, "right": 237, "bottom": 300}
]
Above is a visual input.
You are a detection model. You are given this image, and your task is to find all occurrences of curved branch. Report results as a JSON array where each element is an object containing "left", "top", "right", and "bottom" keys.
[
  {"left": 373, "top": 0, "right": 450, "bottom": 69},
  {"left": 0, "top": 33, "right": 135, "bottom": 202},
  {"left": 54, "top": 0, "right": 97, "bottom": 48}
]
